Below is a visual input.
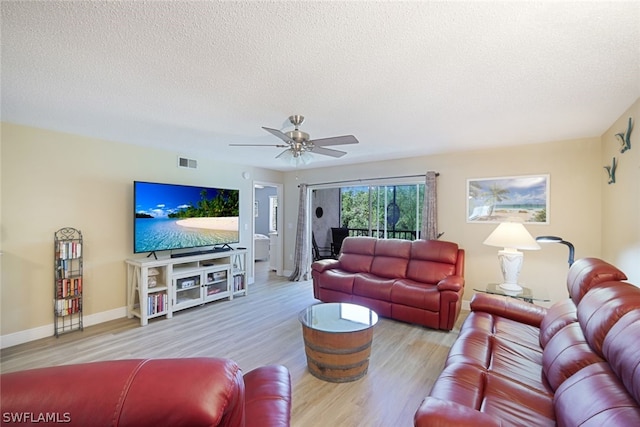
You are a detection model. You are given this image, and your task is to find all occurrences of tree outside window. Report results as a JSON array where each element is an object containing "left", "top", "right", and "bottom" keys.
[{"left": 340, "top": 184, "right": 424, "bottom": 240}]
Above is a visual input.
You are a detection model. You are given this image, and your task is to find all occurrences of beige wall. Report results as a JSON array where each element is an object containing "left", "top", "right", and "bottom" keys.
[
  {"left": 601, "top": 98, "right": 640, "bottom": 284},
  {"left": 283, "top": 136, "right": 603, "bottom": 306},
  {"left": 1, "top": 123, "right": 283, "bottom": 341},
  {"left": 3, "top": 98, "right": 638, "bottom": 345}
]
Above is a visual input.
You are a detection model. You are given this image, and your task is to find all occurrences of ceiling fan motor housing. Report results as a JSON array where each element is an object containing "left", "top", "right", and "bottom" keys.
[{"left": 285, "top": 130, "right": 310, "bottom": 143}]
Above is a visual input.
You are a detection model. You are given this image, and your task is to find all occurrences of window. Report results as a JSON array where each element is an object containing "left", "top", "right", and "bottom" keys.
[{"left": 339, "top": 184, "right": 424, "bottom": 240}]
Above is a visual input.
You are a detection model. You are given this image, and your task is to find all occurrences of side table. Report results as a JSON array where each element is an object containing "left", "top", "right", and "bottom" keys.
[
  {"left": 474, "top": 283, "right": 550, "bottom": 304},
  {"left": 298, "top": 302, "right": 378, "bottom": 383}
]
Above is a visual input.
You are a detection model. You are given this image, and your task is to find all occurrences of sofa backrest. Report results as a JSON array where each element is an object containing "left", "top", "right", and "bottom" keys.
[
  {"left": 601, "top": 303, "right": 640, "bottom": 405},
  {"left": 370, "top": 238, "right": 411, "bottom": 279},
  {"left": 542, "top": 277, "right": 640, "bottom": 387},
  {"left": 566, "top": 257, "right": 627, "bottom": 303},
  {"left": 541, "top": 258, "right": 629, "bottom": 348},
  {"left": 577, "top": 281, "right": 640, "bottom": 357},
  {"left": 539, "top": 299, "right": 578, "bottom": 348},
  {"left": 406, "top": 240, "right": 461, "bottom": 284},
  {"left": 542, "top": 279, "right": 640, "bottom": 390},
  {"left": 550, "top": 280, "right": 640, "bottom": 424},
  {"left": 338, "top": 237, "right": 377, "bottom": 273}
]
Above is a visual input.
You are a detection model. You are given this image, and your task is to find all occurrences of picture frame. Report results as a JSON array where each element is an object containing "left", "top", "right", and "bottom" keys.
[{"left": 466, "top": 174, "right": 549, "bottom": 224}]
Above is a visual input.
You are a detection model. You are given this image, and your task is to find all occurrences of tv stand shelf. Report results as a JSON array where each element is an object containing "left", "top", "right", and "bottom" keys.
[{"left": 126, "top": 249, "right": 247, "bottom": 326}]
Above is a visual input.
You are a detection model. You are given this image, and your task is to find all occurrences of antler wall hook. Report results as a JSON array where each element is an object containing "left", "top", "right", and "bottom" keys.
[
  {"left": 615, "top": 117, "right": 632, "bottom": 153},
  {"left": 604, "top": 157, "right": 617, "bottom": 184}
]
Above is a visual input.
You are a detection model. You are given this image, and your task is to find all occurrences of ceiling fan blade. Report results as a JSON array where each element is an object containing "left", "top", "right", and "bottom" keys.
[
  {"left": 229, "top": 143, "right": 288, "bottom": 147},
  {"left": 275, "top": 149, "right": 292, "bottom": 159},
  {"left": 309, "top": 135, "right": 359, "bottom": 146},
  {"left": 312, "top": 146, "right": 347, "bottom": 158},
  {"left": 262, "top": 127, "right": 292, "bottom": 143}
]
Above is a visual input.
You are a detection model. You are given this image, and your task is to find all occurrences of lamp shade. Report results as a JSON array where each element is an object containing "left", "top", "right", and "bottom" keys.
[{"left": 483, "top": 220, "right": 541, "bottom": 251}]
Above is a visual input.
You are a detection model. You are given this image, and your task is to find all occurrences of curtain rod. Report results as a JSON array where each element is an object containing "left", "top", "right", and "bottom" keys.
[{"left": 303, "top": 172, "right": 439, "bottom": 188}]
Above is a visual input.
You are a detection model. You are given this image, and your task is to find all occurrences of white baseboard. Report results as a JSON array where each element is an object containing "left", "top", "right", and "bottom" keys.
[{"left": 1, "top": 307, "right": 127, "bottom": 349}]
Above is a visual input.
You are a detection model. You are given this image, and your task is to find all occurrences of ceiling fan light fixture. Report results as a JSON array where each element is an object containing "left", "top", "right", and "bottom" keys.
[
  {"left": 279, "top": 148, "right": 313, "bottom": 167},
  {"left": 298, "top": 151, "right": 313, "bottom": 166}
]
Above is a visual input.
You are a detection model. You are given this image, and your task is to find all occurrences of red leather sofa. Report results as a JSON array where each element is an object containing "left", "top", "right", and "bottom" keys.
[
  {"left": 1, "top": 358, "right": 291, "bottom": 427},
  {"left": 311, "top": 237, "right": 465, "bottom": 330},
  {"left": 415, "top": 257, "right": 640, "bottom": 426}
]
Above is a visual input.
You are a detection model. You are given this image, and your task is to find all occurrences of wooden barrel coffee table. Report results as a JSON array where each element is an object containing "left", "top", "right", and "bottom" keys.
[{"left": 299, "top": 302, "right": 378, "bottom": 383}]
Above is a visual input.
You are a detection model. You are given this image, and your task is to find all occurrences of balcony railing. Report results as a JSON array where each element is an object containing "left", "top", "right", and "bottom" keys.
[{"left": 346, "top": 228, "right": 418, "bottom": 240}]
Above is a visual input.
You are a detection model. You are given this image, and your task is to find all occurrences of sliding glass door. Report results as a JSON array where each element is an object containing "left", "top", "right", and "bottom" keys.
[{"left": 340, "top": 184, "right": 424, "bottom": 240}]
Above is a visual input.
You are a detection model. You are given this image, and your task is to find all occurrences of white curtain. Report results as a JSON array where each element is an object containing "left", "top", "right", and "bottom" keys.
[
  {"left": 289, "top": 184, "right": 311, "bottom": 281},
  {"left": 421, "top": 171, "right": 439, "bottom": 240}
]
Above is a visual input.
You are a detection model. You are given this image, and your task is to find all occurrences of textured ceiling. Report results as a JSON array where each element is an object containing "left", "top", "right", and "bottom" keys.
[{"left": 2, "top": 1, "right": 639, "bottom": 171}]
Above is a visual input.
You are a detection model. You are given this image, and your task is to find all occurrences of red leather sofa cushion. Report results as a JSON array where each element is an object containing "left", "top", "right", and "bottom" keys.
[
  {"left": 567, "top": 257, "right": 627, "bottom": 303},
  {"left": 370, "top": 238, "right": 411, "bottom": 279},
  {"left": 338, "top": 236, "right": 376, "bottom": 273},
  {"left": 406, "top": 240, "right": 459, "bottom": 284},
  {"left": 1, "top": 358, "right": 291, "bottom": 427},
  {"left": 538, "top": 299, "right": 577, "bottom": 347}
]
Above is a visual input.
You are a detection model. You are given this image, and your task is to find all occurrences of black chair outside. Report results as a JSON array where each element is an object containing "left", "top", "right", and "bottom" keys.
[
  {"left": 331, "top": 227, "right": 350, "bottom": 257},
  {"left": 312, "top": 233, "right": 334, "bottom": 261}
]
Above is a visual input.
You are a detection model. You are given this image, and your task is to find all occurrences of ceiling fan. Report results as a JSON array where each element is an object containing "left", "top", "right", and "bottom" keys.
[{"left": 230, "top": 115, "right": 359, "bottom": 164}]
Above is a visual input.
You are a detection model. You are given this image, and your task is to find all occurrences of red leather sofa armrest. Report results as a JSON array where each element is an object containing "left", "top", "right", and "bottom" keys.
[
  {"left": 470, "top": 292, "right": 547, "bottom": 327},
  {"left": 437, "top": 275, "right": 464, "bottom": 293},
  {"left": 414, "top": 397, "right": 501, "bottom": 427},
  {"left": 244, "top": 365, "right": 292, "bottom": 427},
  {"left": 311, "top": 259, "right": 341, "bottom": 273},
  {"left": 0, "top": 358, "right": 246, "bottom": 427}
]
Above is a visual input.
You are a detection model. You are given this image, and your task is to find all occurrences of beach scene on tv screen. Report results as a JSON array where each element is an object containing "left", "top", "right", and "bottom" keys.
[{"left": 135, "top": 183, "right": 239, "bottom": 253}]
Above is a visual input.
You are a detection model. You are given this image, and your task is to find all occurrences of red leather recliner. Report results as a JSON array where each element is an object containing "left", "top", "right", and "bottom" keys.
[{"left": 1, "top": 358, "right": 291, "bottom": 427}]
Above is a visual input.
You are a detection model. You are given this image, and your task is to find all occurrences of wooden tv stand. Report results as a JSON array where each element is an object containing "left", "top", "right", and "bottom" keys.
[{"left": 126, "top": 249, "right": 247, "bottom": 326}]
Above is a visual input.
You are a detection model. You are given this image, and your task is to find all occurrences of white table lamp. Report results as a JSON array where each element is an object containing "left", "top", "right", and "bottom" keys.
[{"left": 483, "top": 218, "right": 540, "bottom": 292}]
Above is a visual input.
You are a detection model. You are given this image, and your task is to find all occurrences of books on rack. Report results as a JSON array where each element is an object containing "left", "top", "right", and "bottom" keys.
[
  {"left": 56, "top": 258, "right": 81, "bottom": 279},
  {"left": 56, "top": 277, "right": 82, "bottom": 298},
  {"left": 54, "top": 297, "right": 81, "bottom": 316},
  {"left": 56, "top": 241, "right": 82, "bottom": 259}
]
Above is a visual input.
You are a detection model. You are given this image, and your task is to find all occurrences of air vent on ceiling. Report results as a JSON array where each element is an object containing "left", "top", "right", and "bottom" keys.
[{"left": 178, "top": 156, "right": 197, "bottom": 169}]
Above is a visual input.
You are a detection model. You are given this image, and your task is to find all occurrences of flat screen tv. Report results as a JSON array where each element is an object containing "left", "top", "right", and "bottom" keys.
[{"left": 134, "top": 181, "right": 240, "bottom": 255}]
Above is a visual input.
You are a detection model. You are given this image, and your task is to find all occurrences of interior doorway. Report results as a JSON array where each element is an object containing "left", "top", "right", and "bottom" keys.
[{"left": 253, "top": 181, "right": 283, "bottom": 281}]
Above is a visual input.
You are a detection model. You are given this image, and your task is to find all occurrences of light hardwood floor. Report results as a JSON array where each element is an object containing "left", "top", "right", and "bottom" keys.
[{"left": 1, "top": 261, "right": 467, "bottom": 427}]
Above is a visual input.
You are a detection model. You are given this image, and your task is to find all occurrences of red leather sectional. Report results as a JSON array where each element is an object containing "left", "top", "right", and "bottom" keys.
[
  {"left": 1, "top": 358, "right": 291, "bottom": 427},
  {"left": 311, "top": 236, "right": 465, "bottom": 330},
  {"left": 415, "top": 257, "right": 640, "bottom": 426}
]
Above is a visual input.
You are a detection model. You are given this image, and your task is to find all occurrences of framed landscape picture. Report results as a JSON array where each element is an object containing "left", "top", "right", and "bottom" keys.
[{"left": 466, "top": 174, "right": 549, "bottom": 224}]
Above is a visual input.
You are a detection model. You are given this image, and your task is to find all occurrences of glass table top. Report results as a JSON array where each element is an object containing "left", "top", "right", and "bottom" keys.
[
  {"left": 474, "top": 283, "right": 550, "bottom": 302},
  {"left": 298, "top": 303, "right": 378, "bottom": 333}
]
